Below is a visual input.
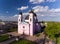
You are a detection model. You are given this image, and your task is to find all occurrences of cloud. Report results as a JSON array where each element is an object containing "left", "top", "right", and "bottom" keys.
[
  {"left": 0, "top": 12, "right": 29, "bottom": 21},
  {"left": 46, "top": 0, "right": 56, "bottom": 2},
  {"left": 17, "top": 6, "right": 28, "bottom": 10},
  {"left": 33, "top": 6, "right": 49, "bottom": 13},
  {"left": 23, "top": 12, "right": 29, "bottom": 15},
  {"left": 49, "top": 8, "right": 60, "bottom": 13},
  {"left": 0, "top": 5, "right": 60, "bottom": 21},
  {"left": 49, "top": 14, "right": 56, "bottom": 16},
  {"left": 8, "top": 13, "right": 28, "bottom": 21},
  {"left": 40, "top": 14, "right": 45, "bottom": 16},
  {"left": 33, "top": 5, "right": 60, "bottom": 13},
  {"left": 29, "top": 0, "right": 44, "bottom": 4},
  {"left": 9, "top": 14, "right": 18, "bottom": 21},
  {"left": 29, "top": 0, "right": 56, "bottom": 4},
  {"left": 0, "top": 14, "right": 18, "bottom": 21},
  {"left": 32, "top": 5, "right": 60, "bottom": 17},
  {"left": 0, "top": 16, "right": 10, "bottom": 21},
  {"left": 12, "top": 14, "right": 18, "bottom": 17}
]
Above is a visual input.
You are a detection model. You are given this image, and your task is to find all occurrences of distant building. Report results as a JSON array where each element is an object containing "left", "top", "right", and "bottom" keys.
[
  {"left": 0, "top": 19, "right": 2, "bottom": 22},
  {"left": 0, "top": 21, "right": 17, "bottom": 33},
  {"left": 0, "top": 22, "right": 5, "bottom": 25},
  {"left": 18, "top": 10, "right": 40, "bottom": 36}
]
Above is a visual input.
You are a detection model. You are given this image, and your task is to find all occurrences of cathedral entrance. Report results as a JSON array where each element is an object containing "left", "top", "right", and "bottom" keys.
[{"left": 23, "top": 30, "right": 25, "bottom": 35}]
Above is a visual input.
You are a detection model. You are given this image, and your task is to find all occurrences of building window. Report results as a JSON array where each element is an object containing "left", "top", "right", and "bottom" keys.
[
  {"left": 19, "top": 19, "right": 20, "bottom": 21},
  {"left": 30, "top": 18, "right": 31, "bottom": 21},
  {"left": 23, "top": 26, "right": 25, "bottom": 28}
]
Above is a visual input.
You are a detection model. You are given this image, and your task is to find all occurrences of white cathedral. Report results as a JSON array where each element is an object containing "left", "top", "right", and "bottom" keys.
[{"left": 18, "top": 10, "right": 40, "bottom": 36}]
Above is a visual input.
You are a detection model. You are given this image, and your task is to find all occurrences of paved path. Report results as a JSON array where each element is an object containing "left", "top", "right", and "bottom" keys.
[
  {"left": 24, "top": 32, "right": 55, "bottom": 44},
  {"left": 0, "top": 38, "right": 15, "bottom": 44},
  {"left": 0, "top": 32, "right": 55, "bottom": 44},
  {"left": 0, "top": 32, "right": 22, "bottom": 44}
]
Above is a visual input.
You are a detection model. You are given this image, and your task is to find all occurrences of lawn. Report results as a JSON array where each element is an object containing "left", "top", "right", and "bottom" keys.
[
  {"left": 44, "top": 21, "right": 60, "bottom": 43},
  {"left": 57, "top": 37, "right": 60, "bottom": 44},
  {"left": 10, "top": 39, "right": 35, "bottom": 44},
  {"left": 0, "top": 34, "right": 9, "bottom": 42},
  {"left": 7, "top": 28, "right": 17, "bottom": 32}
]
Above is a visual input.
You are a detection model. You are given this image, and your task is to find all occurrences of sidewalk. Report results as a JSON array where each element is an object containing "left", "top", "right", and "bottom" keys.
[{"left": 0, "top": 38, "right": 15, "bottom": 44}]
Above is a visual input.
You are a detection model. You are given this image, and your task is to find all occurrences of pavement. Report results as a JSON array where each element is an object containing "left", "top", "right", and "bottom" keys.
[
  {"left": 0, "top": 32, "right": 55, "bottom": 44},
  {"left": 0, "top": 38, "right": 15, "bottom": 44}
]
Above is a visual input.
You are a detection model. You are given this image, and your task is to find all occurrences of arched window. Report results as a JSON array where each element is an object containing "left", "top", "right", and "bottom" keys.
[
  {"left": 30, "top": 18, "right": 31, "bottom": 21},
  {"left": 19, "top": 19, "right": 20, "bottom": 21},
  {"left": 23, "top": 26, "right": 25, "bottom": 28}
]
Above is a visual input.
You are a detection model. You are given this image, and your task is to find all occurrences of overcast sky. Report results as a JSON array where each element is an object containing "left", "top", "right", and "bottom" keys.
[{"left": 0, "top": 0, "right": 60, "bottom": 22}]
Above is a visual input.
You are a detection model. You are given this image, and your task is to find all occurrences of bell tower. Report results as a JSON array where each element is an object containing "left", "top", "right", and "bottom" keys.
[
  {"left": 29, "top": 10, "right": 34, "bottom": 36},
  {"left": 18, "top": 12, "right": 23, "bottom": 34},
  {"left": 18, "top": 12, "right": 22, "bottom": 23}
]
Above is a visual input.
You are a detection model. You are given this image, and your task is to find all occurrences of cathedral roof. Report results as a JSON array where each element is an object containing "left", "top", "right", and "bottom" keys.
[
  {"left": 25, "top": 15, "right": 29, "bottom": 20},
  {"left": 25, "top": 11, "right": 37, "bottom": 20},
  {"left": 21, "top": 21, "right": 29, "bottom": 24},
  {"left": 29, "top": 10, "right": 37, "bottom": 17}
]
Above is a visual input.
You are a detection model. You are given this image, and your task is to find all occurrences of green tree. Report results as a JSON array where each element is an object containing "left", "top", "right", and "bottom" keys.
[{"left": 45, "top": 22, "right": 60, "bottom": 41}]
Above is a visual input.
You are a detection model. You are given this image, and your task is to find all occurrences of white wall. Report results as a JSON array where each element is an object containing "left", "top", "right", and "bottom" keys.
[{"left": 18, "top": 23, "right": 29, "bottom": 35}]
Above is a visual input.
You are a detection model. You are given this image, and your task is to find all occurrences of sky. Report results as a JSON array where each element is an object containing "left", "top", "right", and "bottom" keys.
[{"left": 0, "top": 0, "right": 60, "bottom": 22}]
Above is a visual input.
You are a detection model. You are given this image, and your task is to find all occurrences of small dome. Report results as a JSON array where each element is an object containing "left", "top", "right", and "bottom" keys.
[
  {"left": 29, "top": 10, "right": 37, "bottom": 16},
  {"left": 33, "top": 13, "right": 37, "bottom": 16},
  {"left": 19, "top": 12, "right": 22, "bottom": 15},
  {"left": 29, "top": 10, "right": 34, "bottom": 13}
]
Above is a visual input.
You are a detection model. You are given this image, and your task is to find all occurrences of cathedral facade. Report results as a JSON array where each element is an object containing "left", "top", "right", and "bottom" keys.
[{"left": 18, "top": 10, "right": 40, "bottom": 36}]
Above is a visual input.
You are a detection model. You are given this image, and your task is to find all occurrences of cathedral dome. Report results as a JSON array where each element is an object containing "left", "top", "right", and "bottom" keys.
[
  {"left": 29, "top": 10, "right": 37, "bottom": 17},
  {"left": 19, "top": 12, "right": 22, "bottom": 15}
]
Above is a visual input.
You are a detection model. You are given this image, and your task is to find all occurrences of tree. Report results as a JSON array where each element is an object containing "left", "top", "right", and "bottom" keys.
[{"left": 45, "top": 22, "right": 60, "bottom": 42}]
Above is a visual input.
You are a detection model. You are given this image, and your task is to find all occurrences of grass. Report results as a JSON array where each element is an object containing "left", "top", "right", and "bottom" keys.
[
  {"left": 44, "top": 21, "right": 60, "bottom": 43},
  {"left": 10, "top": 39, "right": 35, "bottom": 44},
  {"left": 7, "top": 28, "right": 17, "bottom": 32},
  {"left": 57, "top": 37, "right": 60, "bottom": 44},
  {"left": 0, "top": 34, "right": 9, "bottom": 42}
]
